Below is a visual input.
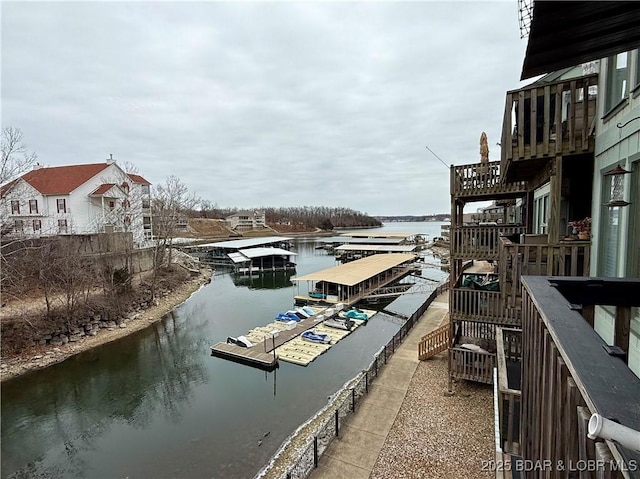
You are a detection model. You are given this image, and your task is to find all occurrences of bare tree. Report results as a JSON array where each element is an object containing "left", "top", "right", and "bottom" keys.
[
  {"left": 150, "top": 176, "right": 199, "bottom": 297},
  {"left": 1, "top": 127, "right": 38, "bottom": 185}
]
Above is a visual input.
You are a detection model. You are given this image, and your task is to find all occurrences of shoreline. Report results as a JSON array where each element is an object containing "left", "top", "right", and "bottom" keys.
[{"left": 0, "top": 267, "right": 213, "bottom": 383}]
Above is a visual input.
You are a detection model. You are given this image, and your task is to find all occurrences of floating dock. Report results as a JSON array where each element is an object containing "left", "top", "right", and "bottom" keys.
[{"left": 210, "top": 305, "right": 376, "bottom": 369}]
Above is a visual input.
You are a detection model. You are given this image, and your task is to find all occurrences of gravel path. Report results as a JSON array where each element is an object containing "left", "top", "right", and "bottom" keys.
[{"left": 370, "top": 353, "right": 494, "bottom": 479}]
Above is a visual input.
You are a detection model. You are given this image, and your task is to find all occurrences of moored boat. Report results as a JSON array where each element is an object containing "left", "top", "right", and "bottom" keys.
[
  {"left": 301, "top": 329, "right": 331, "bottom": 344},
  {"left": 323, "top": 317, "right": 354, "bottom": 331}
]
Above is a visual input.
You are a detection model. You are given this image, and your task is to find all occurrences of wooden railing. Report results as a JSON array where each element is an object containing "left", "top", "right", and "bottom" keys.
[
  {"left": 451, "top": 273, "right": 521, "bottom": 325},
  {"left": 498, "top": 235, "right": 590, "bottom": 307},
  {"left": 520, "top": 277, "right": 640, "bottom": 478},
  {"left": 496, "top": 327, "right": 522, "bottom": 455},
  {"left": 451, "top": 225, "right": 527, "bottom": 260},
  {"left": 501, "top": 74, "right": 598, "bottom": 177},
  {"left": 451, "top": 161, "right": 528, "bottom": 199},
  {"left": 418, "top": 323, "right": 449, "bottom": 360},
  {"left": 450, "top": 346, "right": 495, "bottom": 384}
]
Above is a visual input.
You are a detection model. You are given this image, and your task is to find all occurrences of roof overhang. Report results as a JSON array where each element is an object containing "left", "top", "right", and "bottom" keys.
[{"left": 521, "top": 1, "right": 640, "bottom": 80}]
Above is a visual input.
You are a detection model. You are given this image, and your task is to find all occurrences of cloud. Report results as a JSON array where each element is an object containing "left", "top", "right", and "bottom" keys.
[{"left": 1, "top": 1, "right": 528, "bottom": 216}]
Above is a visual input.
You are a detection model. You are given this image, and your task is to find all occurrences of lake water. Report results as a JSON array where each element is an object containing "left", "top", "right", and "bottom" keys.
[{"left": 1, "top": 222, "right": 448, "bottom": 479}]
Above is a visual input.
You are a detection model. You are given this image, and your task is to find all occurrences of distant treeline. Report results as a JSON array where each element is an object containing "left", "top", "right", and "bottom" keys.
[
  {"left": 190, "top": 203, "right": 381, "bottom": 230},
  {"left": 374, "top": 214, "right": 450, "bottom": 222}
]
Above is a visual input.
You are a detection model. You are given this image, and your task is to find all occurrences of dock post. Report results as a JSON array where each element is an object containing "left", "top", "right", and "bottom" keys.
[
  {"left": 351, "top": 388, "right": 355, "bottom": 411},
  {"left": 334, "top": 409, "right": 339, "bottom": 437}
]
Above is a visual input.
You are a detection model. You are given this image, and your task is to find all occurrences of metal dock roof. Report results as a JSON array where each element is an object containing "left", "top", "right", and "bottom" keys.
[
  {"left": 227, "top": 247, "right": 297, "bottom": 263},
  {"left": 291, "top": 253, "right": 416, "bottom": 287},
  {"left": 339, "top": 232, "right": 416, "bottom": 238},
  {"left": 196, "top": 236, "right": 292, "bottom": 249},
  {"left": 319, "top": 236, "right": 405, "bottom": 245},
  {"left": 334, "top": 244, "right": 418, "bottom": 253}
]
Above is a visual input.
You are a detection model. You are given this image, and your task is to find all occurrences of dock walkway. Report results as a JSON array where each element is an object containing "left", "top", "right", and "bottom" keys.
[{"left": 310, "top": 291, "right": 450, "bottom": 479}]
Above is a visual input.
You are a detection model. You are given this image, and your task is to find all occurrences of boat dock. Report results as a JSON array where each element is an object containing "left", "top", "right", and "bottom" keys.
[
  {"left": 291, "top": 253, "right": 417, "bottom": 306},
  {"left": 210, "top": 305, "right": 376, "bottom": 369}
]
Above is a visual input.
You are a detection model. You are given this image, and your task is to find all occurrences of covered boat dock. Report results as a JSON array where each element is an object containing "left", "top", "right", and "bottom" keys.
[
  {"left": 183, "top": 236, "right": 293, "bottom": 268},
  {"left": 292, "top": 253, "right": 417, "bottom": 306},
  {"left": 228, "top": 247, "right": 297, "bottom": 274},
  {"left": 334, "top": 244, "right": 419, "bottom": 263}
]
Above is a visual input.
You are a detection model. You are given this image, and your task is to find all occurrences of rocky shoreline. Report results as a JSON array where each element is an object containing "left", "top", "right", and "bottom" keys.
[{"left": 0, "top": 267, "right": 213, "bottom": 383}]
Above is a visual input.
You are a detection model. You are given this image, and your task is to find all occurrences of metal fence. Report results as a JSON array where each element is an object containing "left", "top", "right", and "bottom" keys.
[{"left": 260, "top": 281, "right": 449, "bottom": 479}]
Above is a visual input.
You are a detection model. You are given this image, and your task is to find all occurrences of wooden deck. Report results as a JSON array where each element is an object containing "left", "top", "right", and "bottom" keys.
[{"left": 210, "top": 342, "right": 278, "bottom": 370}]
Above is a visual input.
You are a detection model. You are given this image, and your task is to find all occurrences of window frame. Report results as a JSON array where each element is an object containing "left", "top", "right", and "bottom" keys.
[
  {"left": 57, "top": 198, "right": 66, "bottom": 213},
  {"left": 29, "top": 199, "right": 38, "bottom": 214},
  {"left": 32, "top": 219, "right": 42, "bottom": 231},
  {"left": 604, "top": 52, "right": 629, "bottom": 114},
  {"left": 11, "top": 200, "right": 20, "bottom": 214},
  {"left": 58, "top": 219, "right": 68, "bottom": 233}
]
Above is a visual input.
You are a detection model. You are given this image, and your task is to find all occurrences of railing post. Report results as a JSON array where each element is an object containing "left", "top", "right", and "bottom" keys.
[
  {"left": 334, "top": 409, "right": 339, "bottom": 437},
  {"left": 351, "top": 388, "right": 355, "bottom": 411},
  {"left": 313, "top": 436, "right": 318, "bottom": 467},
  {"left": 365, "top": 370, "right": 369, "bottom": 393}
]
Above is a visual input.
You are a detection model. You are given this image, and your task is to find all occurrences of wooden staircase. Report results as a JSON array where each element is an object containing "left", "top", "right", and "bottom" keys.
[{"left": 418, "top": 323, "right": 449, "bottom": 360}]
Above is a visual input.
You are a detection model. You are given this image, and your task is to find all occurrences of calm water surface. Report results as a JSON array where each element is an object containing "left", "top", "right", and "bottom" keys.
[{"left": 1, "top": 222, "right": 448, "bottom": 479}]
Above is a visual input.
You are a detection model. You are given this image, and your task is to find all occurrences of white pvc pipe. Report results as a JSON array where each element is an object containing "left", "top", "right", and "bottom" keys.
[{"left": 588, "top": 413, "right": 640, "bottom": 453}]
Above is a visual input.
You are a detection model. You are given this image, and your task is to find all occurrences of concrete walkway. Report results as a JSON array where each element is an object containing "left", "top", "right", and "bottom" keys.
[{"left": 310, "top": 291, "right": 450, "bottom": 479}]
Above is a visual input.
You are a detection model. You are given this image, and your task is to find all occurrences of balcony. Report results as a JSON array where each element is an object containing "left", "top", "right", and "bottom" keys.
[
  {"left": 451, "top": 225, "right": 527, "bottom": 261},
  {"left": 451, "top": 161, "right": 527, "bottom": 201},
  {"left": 519, "top": 276, "right": 640, "bottom": 478},
  {"left": 498, "top": 234, "right": 590, "bottom": 307},
  {"left": 451, "top": 273, "right": 521, "bottom": 325},
  {"left": 501, "top": 74, "right": 598, "bottom": 183}
]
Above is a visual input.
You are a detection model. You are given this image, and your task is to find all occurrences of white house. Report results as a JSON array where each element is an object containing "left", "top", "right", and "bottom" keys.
[
  {"left": 225, "top": 210, "right": 266, "bottom": 231},
  {"left": 0, "top": 160, "right": 152, "bottom": 245}
]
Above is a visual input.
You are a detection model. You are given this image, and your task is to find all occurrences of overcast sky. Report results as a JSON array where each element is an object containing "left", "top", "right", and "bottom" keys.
[{"left": 2, "top": 1, "right": 531, "bottom": 216}]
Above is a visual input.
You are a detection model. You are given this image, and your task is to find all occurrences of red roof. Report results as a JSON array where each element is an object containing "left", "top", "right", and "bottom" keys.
[
  {"left": 19, "top": 163, "right": 112, "bottom": 195},
  {"left": 128, "top": 174, "right": 151, "bottom": 185},
  {"left": 90, "top": 183, "right": 117, "bottom": 196}
]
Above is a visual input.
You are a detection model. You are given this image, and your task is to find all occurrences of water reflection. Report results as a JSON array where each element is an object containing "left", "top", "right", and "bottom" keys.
[
  {"left": 1, "top": 308, "right": 209, "bottom": 478},
  {"left": 231, "top": 271, "right": 294, "bottom": 290}
]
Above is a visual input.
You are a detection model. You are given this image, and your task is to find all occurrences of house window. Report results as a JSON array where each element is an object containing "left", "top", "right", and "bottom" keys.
[
  {"left": 605, "top": 52, "right": 628, "bottom": 113},
  {"left": 108, "top": 200, "right": 115, "bottom": 209},
  {"left": 630, "top": 308, "right": 640, "bottom": 379},
  {"left": 58, "top": 219, "right": 68, "bottom": 233},
  {"left": 142, "top": 198, "right": 151, "bottom": 209},
  {"left": 533, "top": 184, "right": 550, "bottom": 234},
  {"left": 600, "top": 173, "right": 620, "bottom": 277},
  {"left": 634, "top": 49, "right": 640, "bottom": 91},
  {"left": 32, "top": 219, "right": 41, "bottom": 231},
  {"left": 14, "top": 220, "right": 24, "bottom": 233},
  {"left": 141, "top": 185, "right": 150, "bottom": 195},
  {"left": 29, "top": 199, "right": 38, "bottom": 214},
  {"left": 57, "top": 198, "right": 66, "bottom": 213},
  {"left": 11, "top": 200, "right": 20, "bottom": 214}
]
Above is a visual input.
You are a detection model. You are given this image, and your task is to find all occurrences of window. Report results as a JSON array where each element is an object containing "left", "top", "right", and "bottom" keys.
[
  {"left": 533, "top": 184, "right": 550, "bottom": 234},
  {"left": 634, "top": 48, "right": 640, "bottom": 91},
  {"left": 32, "top": 219, "right": 41, "bottom": 231},
  {"left": 57, "top": 198, "right": 66, "bottom": 213},
  {"left": 141, "top": 185, "right": 150, "bottom": 195},
  {"left": 142, "top": 198, "right": 151, "bottom": 209},
  {"left": 11, "top": 200, "right": 20, "bottom": 214},
  {"left": 14, "top": 220, "right": 24, "bottom": 232},
  {"left": 605, "top": 52, "right": 629, "bottom": 112},
  {"left": 108, "top": 200, "right": 115, "bottom": 209},
  {"left": 29, "top": 199, "right": 38, "bottom": 214},
  {"left": 600, "top": 173, "right": 620, "bottom": 277},
  {"left": 58, "top": 219, "right": 68, "bottom": 233}
]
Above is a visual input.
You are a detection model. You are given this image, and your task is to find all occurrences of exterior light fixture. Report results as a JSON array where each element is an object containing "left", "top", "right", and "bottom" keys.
[{"left": 603, "top": 164, "right": 631, "bottom": 207}]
